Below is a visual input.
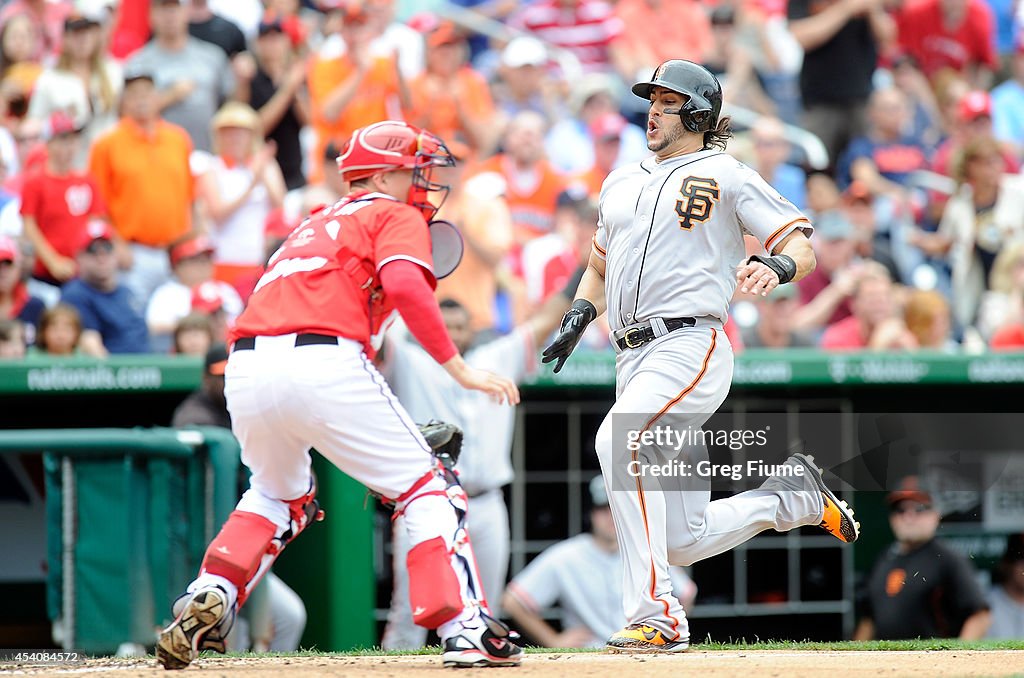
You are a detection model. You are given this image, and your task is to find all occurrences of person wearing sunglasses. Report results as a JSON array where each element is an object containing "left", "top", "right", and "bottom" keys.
[{"left": 853, "top": 476, "right": 990, "bottom": 640}]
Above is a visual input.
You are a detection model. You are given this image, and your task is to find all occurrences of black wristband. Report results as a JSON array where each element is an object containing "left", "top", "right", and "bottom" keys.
[
  {"left": 747, "top": 254, "right": 797, "bottom": 284},
  {"left": 571, "top": 298, "right": 598, "bottom": 324}
]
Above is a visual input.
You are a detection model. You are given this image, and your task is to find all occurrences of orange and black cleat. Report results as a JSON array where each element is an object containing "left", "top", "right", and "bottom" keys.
[
  {"left": 606, "top": 624, "right": 690, "bottom": 653},
  {"left": 792, "top": 453, "right": 860, "bottom": 543}
]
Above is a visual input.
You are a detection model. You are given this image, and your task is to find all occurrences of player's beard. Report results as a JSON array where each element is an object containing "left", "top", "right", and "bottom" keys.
[{"left": 648, "top": 120, "right": 685, "bottom": 153}]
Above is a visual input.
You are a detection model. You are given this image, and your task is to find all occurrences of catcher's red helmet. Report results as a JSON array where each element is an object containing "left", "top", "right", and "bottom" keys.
[
  {"left": 336, "top": 121, "right": 455, "bottom": 220},
  {"left": 336, "top": 121, "right": 453, "bottom": 182}
]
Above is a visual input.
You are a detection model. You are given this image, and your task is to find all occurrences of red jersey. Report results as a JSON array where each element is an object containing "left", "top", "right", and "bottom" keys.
[
  {"left": 232, "top": 193, "right": 435, "bottom": 355},
  {"left": 896, "top": 0, "right": 998, "bottom": 77},
  {"left": 819, "top": 315, "right": 867, "bottom": 350},
  {"left": 20, "top": 171, "right": 106, "bottom": 279}
]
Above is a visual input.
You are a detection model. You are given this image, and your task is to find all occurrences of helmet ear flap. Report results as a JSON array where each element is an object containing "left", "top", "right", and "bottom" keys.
[{"left": 685, "top": 107, "right": 713, "bottom": 133}]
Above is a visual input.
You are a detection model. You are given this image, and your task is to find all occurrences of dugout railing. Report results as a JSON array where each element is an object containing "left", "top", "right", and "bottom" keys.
[{"left": 0, "top": 427, "right": 241, "bottom": 654}]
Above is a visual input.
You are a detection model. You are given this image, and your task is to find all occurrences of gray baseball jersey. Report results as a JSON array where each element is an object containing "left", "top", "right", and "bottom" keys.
[
  {"left": 381, "top": 326, "right": 535, "bottom": 495},
  {"left": 588, "top": 148, "right": 823, "bottom": 641},
  {"left": 593, "top": 150, "right": 812, "bottom": 330}
]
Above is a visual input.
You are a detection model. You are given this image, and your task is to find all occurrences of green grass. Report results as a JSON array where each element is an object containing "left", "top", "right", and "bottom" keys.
[
  {"left": 689, "top": 638, "right": 1024, "bottom": 651},
  {"left": 208, "top": 638, "right": 1024, "bottom": 658}
]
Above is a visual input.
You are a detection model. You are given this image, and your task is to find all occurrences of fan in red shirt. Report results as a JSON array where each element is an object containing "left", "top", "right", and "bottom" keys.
[
  {"left": 157, "top": 120, "right": 524, "bottom": 671},
  {"left": 20, "top": 112, "right": 109, "bottom": 285},
  {"left": 896, "top": 0, "right": 998, "bottom": 84}
]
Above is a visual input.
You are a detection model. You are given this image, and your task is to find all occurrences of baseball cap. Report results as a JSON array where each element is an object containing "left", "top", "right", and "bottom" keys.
[
  {"left": 570, "top": 73, "right": 617, "bottom": 115},
  {"left": 191, "top": 281, "right": 228, "bottom": 315},
  {"left": 78, "top": 220, "right": 116, "bottom": 252},
  {"left": 258, "top": 13, "right": 285, "bottom": 36},
  {"left": 0, "top": 235, "right": 20, "bottom": 263},
  {"left": 322, "top": 0, "right": 369, "bottom": 23},
  {"left": 886, "top": 475, "right": 933, "bottom": 506},
  {"left": 589, "top": 112, "right": 627, "bottom": 141},
  {"left": 958, "top": 90, "right": 992, "bottom": 122},
  {"left": 426, "top": 21, "right": 462, "bottom": 48},
  {"left": 122, "top": 64, "right": 155, "bottom": 86},
  {"left": 589, "top": 475, "right": 609, "bottom": 507},
  {"left": 64, "top": 9, "right": 102, "bottom": 31},
  {"left": 710, "top": 4, "right": 735, "bottom": 25},
  {"left": 204, "top": 343, "right": 229, "bottom": 376},
  {"left": 169, "top": 235, "right": 215, "bottom": 267},
  {"left": 556, "top": 185, "right": 589, "bottom": 210},
  {"left": 42, "top": 111, "right": 82, "bottom": 141},
  {"left": 814, "top": 210, "right": 855, "bottom": 241},
  {"left": 502, "top": 36, "right": 547, "bottom": 68}
]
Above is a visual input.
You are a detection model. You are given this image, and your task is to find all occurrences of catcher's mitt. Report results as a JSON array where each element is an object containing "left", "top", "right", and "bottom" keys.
[{"left": 418, "top": 419, "right": 463, "bottom": 471}]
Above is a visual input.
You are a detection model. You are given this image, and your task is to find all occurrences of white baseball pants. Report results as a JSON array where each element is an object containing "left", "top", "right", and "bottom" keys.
[
  {"left": 383, "top": 489, "right": 509, "bottom": 649},
  {"left": 190, "top": 334, "right": 488, "bottom": 635}
]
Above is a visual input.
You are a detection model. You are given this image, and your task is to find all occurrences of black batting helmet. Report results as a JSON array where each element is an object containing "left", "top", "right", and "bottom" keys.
[{"left": 631, "top": 60, "right": 723, "bottom": 134}]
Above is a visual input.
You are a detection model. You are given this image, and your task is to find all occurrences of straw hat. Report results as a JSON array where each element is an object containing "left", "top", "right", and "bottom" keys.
[{"left": 211, "top": 102, "right": 261, "bottom": 134}]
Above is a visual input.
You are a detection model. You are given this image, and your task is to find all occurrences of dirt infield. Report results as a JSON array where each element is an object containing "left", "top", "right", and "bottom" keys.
[{"left": 18, "top": 650, "right": 1024, "bottom": 678}]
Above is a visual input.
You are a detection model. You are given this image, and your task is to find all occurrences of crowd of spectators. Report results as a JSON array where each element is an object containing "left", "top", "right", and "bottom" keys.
[{"left": 2, "top": 0, "right": 1024, "bottom": 360}]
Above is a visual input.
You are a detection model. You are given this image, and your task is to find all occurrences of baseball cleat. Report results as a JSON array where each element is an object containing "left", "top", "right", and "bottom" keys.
[
  {"left": 792, "top": 453, "right": 860, "bottom": 543},
  {"left": 157, "top": 586, "right": 231, "bottom": 670},
  {"left": 441, "top": 612, "right": 524, "bottom": 668},
  {"left": 606, "top": 624, "right": 690, "bottom": 653}
]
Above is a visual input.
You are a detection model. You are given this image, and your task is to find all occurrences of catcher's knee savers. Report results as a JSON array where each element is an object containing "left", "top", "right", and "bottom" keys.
[
  {"left": 201, "top": 483, "right": 324, "bottom": 607},
  {"left": 397, "top": 459, "right": 475, "bottom": 629}
]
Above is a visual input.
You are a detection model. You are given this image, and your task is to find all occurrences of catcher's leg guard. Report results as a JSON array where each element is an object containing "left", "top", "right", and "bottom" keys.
[
  {"left": 201, "top": 480, "right": 324, "bottom": 608},
  {"left": 397, "top": 462, "right": 488, "bottom": 629},
  {"left": 408, "top": 536, "right": 464, "bottom": 627}
]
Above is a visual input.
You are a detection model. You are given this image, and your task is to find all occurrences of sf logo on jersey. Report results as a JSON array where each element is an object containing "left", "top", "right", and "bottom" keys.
[{"left": 675, "top": 176, "right": 720, "bottom": 231}]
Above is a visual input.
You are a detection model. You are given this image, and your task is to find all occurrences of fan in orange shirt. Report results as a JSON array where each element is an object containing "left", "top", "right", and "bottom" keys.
[
  {"left": 307, "top": 0, "right": 409, "bottom": 183},
  {"left": 474, "top": 111, "right": 567, "bottom": 256},
  {"left": 406, "top": 17, "right": 499, "bottom": 159},
  {"left": 431, "top": 141, "right": 515, "bottom": 332},
  {"left": 572, "top": 112, "right": 626, "bottom": 200}
]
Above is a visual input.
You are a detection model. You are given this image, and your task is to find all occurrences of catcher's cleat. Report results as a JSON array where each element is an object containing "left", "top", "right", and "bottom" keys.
[
  {"left": 792, "top": 453, "right": 860, "bottom": 543},
  {"left": 157, "top": 586, "right": 231, "bottom": 670},
  {"left": 606, "top": 624, "right": 690, "bottom": 653},
  {"left": 441, "top": 612, "right": 524, "bottom": 668}
]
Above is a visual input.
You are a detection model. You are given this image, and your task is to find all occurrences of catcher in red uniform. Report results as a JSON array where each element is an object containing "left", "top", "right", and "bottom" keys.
[{"left": 157, "top": 121, "right": 524, "bottom": 669}]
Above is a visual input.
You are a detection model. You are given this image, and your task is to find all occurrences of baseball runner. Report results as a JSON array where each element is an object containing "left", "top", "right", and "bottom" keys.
[
  {"left": 157, "top": 121, "right": 524, "bottom": 669},
  {"left": 541, "top": 60, "right": 861, "bottom": 652},
  {"left": 380, "top": 294, "right": 569, "bottom": 650}
]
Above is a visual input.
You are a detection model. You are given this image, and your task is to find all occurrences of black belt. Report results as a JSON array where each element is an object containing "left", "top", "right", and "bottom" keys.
[
  {"left": 612, "top": 317, "right": 696, "bottom": 351},
  {"left": 232, "top": 333, "right": 340, "bottom": 352}
]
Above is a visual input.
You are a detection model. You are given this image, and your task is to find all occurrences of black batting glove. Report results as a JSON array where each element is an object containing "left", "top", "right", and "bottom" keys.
[{"left": 541, "top": 299, "right": 597, "bottom": 373}]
